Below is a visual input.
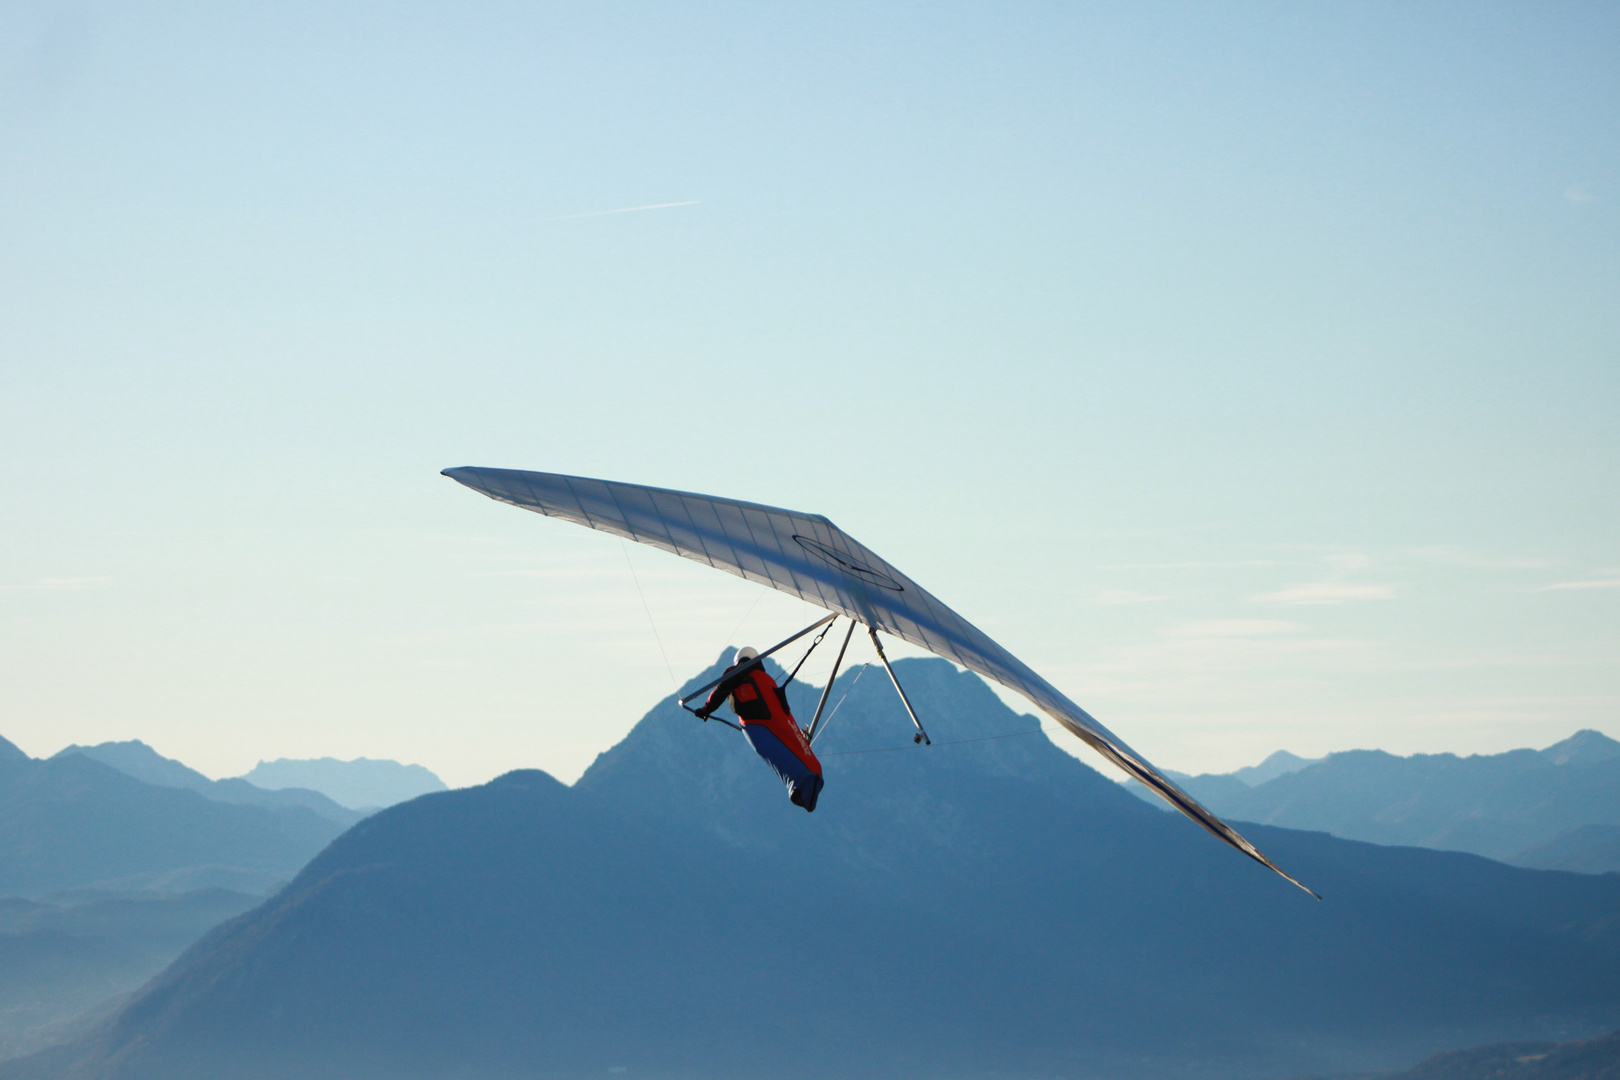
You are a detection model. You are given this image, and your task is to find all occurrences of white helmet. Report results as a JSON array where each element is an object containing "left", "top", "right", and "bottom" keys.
[{"left": 735, "top": 646, "right": 759, "bottom": 664}]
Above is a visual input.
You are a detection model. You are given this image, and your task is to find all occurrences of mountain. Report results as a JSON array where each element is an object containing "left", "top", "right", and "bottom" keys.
[
  {"left": 239, "top": 757, "right": 446, "bottom": 809},
  {"left": 1232, "top": 749, "right": 1321, "bottom": 786},
  {"left": 0, "top": 888, "right": 262, "bottom": 1062},
  {"left": 0, "top": 744, "right": 352, "bottom": 897},
  {"left": 1539, "top": 729, "right": 1620, "bottom": 767},
  {"left": 55, "top": 742, "right": 362, "bottom": 826},
  {"left": 1129, "top": 730, "right": 1620, "bottom": 871},
  {"left": 1134, "top": 749, "right": 1321, "bottom": 811},
  {"left": 12, "top": 657, "right": 1620, "bottom": 1080},
  {"left": 1513, "top": 824, "right": 1620, "bottom": 875},
  {"left": 0, "top": 742, "right": 355, "bottom": 1056},
  {"left": 1378, "top": 1028, "right": 1620, "bottom": 1080},
  {"left": 0, "top": 736, "right": 29, "bottom": 766},
  {"left": 52, "top": 741, "right": 211, "bottom": 791}
]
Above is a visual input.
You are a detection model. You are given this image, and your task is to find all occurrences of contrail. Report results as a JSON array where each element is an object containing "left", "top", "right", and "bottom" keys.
[{"left": 550, "top": 200, "right": 700, "bottom": 221}]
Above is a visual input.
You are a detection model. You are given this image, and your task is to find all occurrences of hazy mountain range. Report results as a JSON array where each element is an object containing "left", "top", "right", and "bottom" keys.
[
  {"left": 0, "top": 734, "right": 443, "bottom": 1059},
  {"left": 1377, "top": 1028, "right": 1620, "bottom": 1080},
  {"left": 53, "top": 741, "right": 362, "bottom": 826},
  {"left": 0, "top": 735, "right": 348, "bottom": 898},
  {"left": 241, "top": 757, "right": 446, "bottom": 810},
  {"left": 10, "top": 656, "right": 1618, "bottom": 1080},
  {"left": 54, "top": 741, "right": 448, "bottom": 815},
  {"left": 1129, "top": 731, "right": 1620, "bottom": 873},
  {"left": 0, "top": 888, "right": 261, "bottom": 1062}
]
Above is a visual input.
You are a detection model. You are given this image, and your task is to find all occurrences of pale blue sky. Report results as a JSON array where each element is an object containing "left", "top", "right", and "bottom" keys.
[{"left": 2, "top": 2, "right": 1616, "bottom": 786}]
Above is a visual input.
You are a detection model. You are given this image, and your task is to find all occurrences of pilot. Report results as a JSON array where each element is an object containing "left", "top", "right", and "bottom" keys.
[{"left": 695, "top": 647, "right": 825, "bottom": 812}]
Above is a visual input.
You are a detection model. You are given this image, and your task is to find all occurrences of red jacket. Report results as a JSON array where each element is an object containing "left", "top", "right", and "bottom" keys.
[{"left": 702, "top": 664, "right": 822, "bottom": 774}]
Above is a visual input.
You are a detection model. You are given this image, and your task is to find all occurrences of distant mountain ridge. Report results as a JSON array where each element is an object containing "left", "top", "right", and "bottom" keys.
[
  {"left": 0, "top": 887, "right": 262, "bottom": 1062},
  {"left": 1377, "top": 1028, "right": 1620, "bottom": 1080},
  {"left": 0, "top": 738, "right": 363, "bottom": 1060},
  {"left": 240, "top": 757, "right": 446, "bottom": 809},
  {"left": 1233, "top": 749, "right": 1322, "bottom": 786},
  {"left": 1130, "top": 730, "right": 1620, "bottom": 873},
  {"left": 0, "top": 741, "right": 351, "bottom": 898},
  {"left": 54, "top": 742, "right": 361, "bottom": 826},
  {"left": 13, "top": 656, "right": 1619, "bottom": 1080}
]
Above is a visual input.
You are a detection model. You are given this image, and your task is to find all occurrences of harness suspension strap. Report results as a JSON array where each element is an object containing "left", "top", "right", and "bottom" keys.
[
  {"left": 868, "top": 627, "right": 931, "bottom": 746},
  {"left": 806, "top": 618, "right": 858, "bottom": 745},
  {"left": 678, "top": 613, "right": 837, "bottom": 714},
  {"left": 781, "top": 618, "right": 834, "bottom": 690}
]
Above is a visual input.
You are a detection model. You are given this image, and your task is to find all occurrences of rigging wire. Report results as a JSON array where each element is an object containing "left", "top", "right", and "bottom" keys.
[
  {"left": 722, "top": 588, "right": 767, "bottom": 648},
  {"left": 620, "top": 539, "right": 679, "bottom": 692},
  {"left": 805, "top": 661, "right": 867, "bottom": 746},
  {"left": 821, "top": 726, "right": 1044, "bottom": 757}
]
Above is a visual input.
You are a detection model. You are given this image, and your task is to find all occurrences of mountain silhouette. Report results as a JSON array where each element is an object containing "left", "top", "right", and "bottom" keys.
[
  {"left": 0, "top": 736, "right": 27, "bottom": 767},
  {"left": 1378, "top": 1028, "right": 1620, "bottom": 1080},
  {"left": 10, "top": 658, "right": 1620, "bottom": 1080},
  {"left": 1232, "top": 749, "right": 1321, "bottom": 786},
  {"left": 1130, "top": 730, "right": 1620, "bottom": 872},
  {"left": 54, "top": 742, "right": 362, "bottom": 826},
  {"left": 239, "top": 757, "right": 446, "bottom": 810},
  {"left": 0, "top": 743, "right": 351, "bottom": 897},
  {"left": 1512, "top": 824, "right": 1620, "bottom": 876},
  {"left": 0, "top": 888, "right": 262, "bottom": 1061}
]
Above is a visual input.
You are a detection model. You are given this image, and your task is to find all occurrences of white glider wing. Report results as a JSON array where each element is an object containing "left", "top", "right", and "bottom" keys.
[{"left": 444, "top": 466, "right": 1317, "bottom": 897}]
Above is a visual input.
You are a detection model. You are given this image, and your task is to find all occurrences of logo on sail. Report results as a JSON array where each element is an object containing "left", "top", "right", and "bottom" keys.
[{"left": 792, "top": 536, "right": 904, "bottom": 592}]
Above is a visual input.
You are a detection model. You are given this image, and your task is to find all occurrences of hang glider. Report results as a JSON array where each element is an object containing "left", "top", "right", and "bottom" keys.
[{"left": 443, "top": 466, "right": 1318, "bottom": 898}]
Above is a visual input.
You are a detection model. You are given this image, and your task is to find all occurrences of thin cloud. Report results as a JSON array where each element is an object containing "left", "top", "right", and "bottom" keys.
[
  {"left": 1539, "top": 577, "right": 1620, "bottom": 592},
  {"left": 1167, "top": 619, "right": 1300, "bottom": 638},
  {"left": 550, "top": 200, "right": 700, "bottom": 221},
  {"left": 2, "top": 576, "right": 113, "bottom": 590},
  {"left": 1321, "top": 552, "right": 1375, "bottom": 574},
  {"left": 1405, "top": 546, "right": 1553, "bottom": 570},
  {"left": 1092, "top": 589, "right": 1169, "bottom": 606},
  {"left": 1254, "top": 583, "right": 1396, "bottom": 605},
  {"left": 1098, "top": 560, "right": 1284, "bottom": 570},
  {"left": 1564, "top": 182, "right": 1596, "bottom": 204},
  {"left": 472, "top": 568, "right": 624, "bottom": 579}
]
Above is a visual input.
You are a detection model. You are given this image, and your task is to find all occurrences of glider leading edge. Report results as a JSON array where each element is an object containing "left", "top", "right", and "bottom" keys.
[{"left": 443, "top": 466, "right": 1319, "bottom": 899}]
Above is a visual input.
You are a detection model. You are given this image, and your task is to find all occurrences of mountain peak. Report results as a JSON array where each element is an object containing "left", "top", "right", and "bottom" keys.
[
  {"left": 0, "top": 733, "right": 28, "bottom": 765},
  {"left": 1232, "top": 749, "right": 1322, "bottom": 786},
  {"left": 54, "top": 740, "right": 215, "bottom": 791},
  {"left": 240, "top": 757, "right": 447, "bottom": 809},
  {"left": 576, "top": 654, "right": 1141, "bottom": 863},
  {"left": 19, "top": 661, "right": 1620, "bottom": 1080},
  {"left": 1539, "top": 729, "right": 1620, "bottom": 766}
]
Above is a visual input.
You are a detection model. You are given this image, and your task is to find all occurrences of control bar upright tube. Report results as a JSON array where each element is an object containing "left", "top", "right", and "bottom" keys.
[
  {"left": 806, "top": 618, "right": 857, "bottom": 745},
  {"left": 868, "top": 627, "right": 931, "bottom": 745}
]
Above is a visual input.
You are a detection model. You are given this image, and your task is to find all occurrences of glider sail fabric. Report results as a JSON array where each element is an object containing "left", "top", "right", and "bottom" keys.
[{"left": 443, "top": 466, "right": 1317, "bottom": 898}]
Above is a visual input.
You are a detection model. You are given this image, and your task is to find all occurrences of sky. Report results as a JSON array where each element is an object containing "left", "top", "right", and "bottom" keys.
[{"left": 2, "top": 1, "right": 1616, "bottom": 788}]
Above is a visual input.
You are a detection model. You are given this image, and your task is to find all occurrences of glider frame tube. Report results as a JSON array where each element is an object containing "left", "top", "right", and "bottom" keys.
[
  {"left": 443, "top": 465, "right": 1315, "bottom": 897},
  {"left": 679, "top": 613, "right": 837, "bottom": 715},
  {"left": 869, "top": 627, "right": 931, "bottom": 746},
  {"left": 806, "top": 618, "right": 858, "bottom": 745}
]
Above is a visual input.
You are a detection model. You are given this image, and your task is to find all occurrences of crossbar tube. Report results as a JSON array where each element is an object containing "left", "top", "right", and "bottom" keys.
[{"left": 679, "top": 613, "right": 837, "bottom": 710}]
